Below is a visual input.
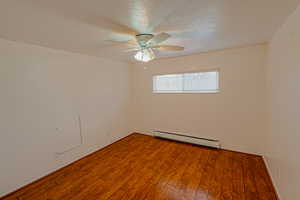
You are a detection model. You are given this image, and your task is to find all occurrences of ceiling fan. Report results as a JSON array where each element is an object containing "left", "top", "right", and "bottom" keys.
[{"left": 114, "top": 32, "right": 184, "bottom": 62}]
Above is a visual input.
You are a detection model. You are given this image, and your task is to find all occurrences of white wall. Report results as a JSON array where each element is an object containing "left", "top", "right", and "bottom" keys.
[
  {"left": 132, "top": 44, "right": 267, "bottom": 155},
  {"left": 0, "top": 38, "right": 132, "bottom": 196},
  {"left": 266, "top": 5, "right": 300, "bottom": 200},
  {"left": 3, "top": 10, "right": 300, "bottom": 197}
]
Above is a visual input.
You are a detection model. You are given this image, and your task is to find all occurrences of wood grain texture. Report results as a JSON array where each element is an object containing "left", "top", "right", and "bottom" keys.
[{"left": 1, "top": 133, "right": 278, "bottom": 200}]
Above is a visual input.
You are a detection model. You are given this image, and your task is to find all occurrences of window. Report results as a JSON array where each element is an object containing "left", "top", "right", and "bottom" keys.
[{"left": 153, "top": 70, "right": 219, "bottom": 93}]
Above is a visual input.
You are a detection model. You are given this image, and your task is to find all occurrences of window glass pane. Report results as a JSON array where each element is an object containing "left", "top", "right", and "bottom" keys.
[
  {"left": 153, "top": 71, "right": 219, "bottom": 93},
  {"left": 154, "top": 74, "right": 183, "bottom": 91},
  {"left": 183, "top": 72, "right": 218, "bottom": 91}
]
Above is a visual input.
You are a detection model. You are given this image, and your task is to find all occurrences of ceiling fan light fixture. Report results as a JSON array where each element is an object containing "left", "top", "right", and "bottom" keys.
[{"left": 134, "top": 48, "right": 155, "bottom": 62}]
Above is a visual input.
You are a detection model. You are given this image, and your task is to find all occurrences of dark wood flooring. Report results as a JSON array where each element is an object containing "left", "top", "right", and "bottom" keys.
[{"left": 2, "top": 133, "right": 277, "bottom": 200}]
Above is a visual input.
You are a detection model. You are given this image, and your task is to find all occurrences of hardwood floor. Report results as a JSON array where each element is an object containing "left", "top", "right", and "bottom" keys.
[{"left": 2, "top": 133, "right": 277, "bottom": 200}]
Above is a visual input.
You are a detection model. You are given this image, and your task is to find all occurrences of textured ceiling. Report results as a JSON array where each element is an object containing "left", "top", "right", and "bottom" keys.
[{"left": 0, "top": 0, "right": 299, "bottom": 62}]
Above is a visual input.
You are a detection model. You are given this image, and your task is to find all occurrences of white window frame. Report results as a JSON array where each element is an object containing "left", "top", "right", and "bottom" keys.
[{"left": 152, "top": 69, "right": 220, "bottom": 94}]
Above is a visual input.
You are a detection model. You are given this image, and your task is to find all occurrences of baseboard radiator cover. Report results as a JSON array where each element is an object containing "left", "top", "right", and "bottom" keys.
[{"left": 153, "top": 130, "right": 220, "bottom": 149}]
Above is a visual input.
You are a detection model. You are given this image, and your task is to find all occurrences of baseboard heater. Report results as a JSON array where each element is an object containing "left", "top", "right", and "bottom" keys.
[{"left": 153, "top": 130, "right": 220, "bottom": 149}]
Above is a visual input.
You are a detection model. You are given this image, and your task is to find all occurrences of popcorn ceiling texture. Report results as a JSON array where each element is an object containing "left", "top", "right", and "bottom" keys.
[{"left": 0, "top": 0, "right": 299, "bottom": 62}]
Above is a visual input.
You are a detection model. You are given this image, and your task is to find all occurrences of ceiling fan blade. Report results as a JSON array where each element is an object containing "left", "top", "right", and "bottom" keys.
[
  {"left": 124, "top": 48, "right": 140, "bottom": 52},
  {"left": 127, "top": 40, "right": 139, "bottom": 45},
  {"left": 135, "top": 34, "right": 154, "bottom": 45},
  {"left": 106, "top": 39, "right": 138, "bottom": 45},
  {"left": 152, "top": 45, "right": 184, "bottom": 51},
  {"left": 147, "top": 32, "right": 171, "bottom": 46}
]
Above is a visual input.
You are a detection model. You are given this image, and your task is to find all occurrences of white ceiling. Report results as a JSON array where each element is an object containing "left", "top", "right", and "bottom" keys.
[{"left": 0, "top": 0, "right": 299, "bottom": 62}]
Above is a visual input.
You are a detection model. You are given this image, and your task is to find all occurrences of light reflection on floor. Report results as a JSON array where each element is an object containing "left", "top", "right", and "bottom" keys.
[{"left": 156, "top": 181, "right": 214, "bottom": 200}]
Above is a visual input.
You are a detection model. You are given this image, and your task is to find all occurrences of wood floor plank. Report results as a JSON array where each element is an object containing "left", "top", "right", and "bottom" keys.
[
  {"left": 243, "top": 155, "right": 259, "bottom": 200},
  {"left": 194, "top": 150, "right": 219, "bottom": 199},
  {"left": 1, "top": 133, "right": 277, "bottom": 200},
  {"left": 219, "top": 151, "right": 233, "bottom": 200},
  {"left": 252, "top": 157, "right": 278, "bottom": 200},
  {"left": 207, "top": 151, "right": 225, "bottom": 200},
  {"left": 230, "top": 152, "right": 246, "bottom": 200},
  {"left": 180, "top": 146, "right": 205, "bottom": 199}
]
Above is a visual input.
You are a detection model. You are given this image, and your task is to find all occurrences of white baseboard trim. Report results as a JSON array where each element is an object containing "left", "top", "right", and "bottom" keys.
[{"left": 134, "top": 130, "right": 262, "bottom": 156}]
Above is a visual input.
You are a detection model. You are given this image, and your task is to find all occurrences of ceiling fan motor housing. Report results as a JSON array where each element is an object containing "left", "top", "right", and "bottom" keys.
[{"left": 136, "top": 34, "right": 154, "bottom": 47}]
